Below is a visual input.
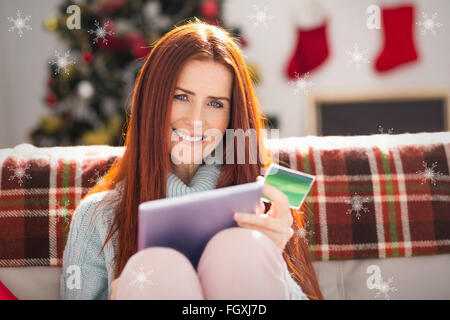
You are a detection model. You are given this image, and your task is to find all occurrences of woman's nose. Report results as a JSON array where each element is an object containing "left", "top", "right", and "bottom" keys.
[{"left": 188, "top": 103, "right": 204, "bottom": 123}]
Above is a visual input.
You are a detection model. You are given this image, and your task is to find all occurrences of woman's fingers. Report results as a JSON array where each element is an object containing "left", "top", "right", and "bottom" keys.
[
  {"left": 253, "top": 200, "right": 266, "bottom": 214},
  {"left": 234, "top": 212, "right": 285, "bottom": 233},
  {"left": 262, "top": 184, "right": 289, "bottom": 209},
  {"left": 235, "top": 221, "right": 294, "bottom": 252},
  {"left": 260, "top": 184, "right": 293, "bottom": 226},
  {"left": 258, "top": 200, "right": 266, "bottom": 214}
]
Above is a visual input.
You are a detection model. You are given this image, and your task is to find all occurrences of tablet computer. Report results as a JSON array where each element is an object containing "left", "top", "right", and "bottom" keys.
[{"left": 137, "top": 180, "right": 264, "bottom": 269}]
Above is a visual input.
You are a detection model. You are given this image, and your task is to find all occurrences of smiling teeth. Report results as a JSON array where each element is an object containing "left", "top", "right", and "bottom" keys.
[{"left": 174, "top": 129, "right": 204, "bottom": 142}]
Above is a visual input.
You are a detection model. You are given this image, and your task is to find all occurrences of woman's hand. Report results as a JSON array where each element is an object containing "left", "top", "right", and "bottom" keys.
[
  {"left": 110, "top": 277, "right": 120, "bottom": 300},
  {"left": 233, "top": 176, "right": 294, "bottom": 252}
]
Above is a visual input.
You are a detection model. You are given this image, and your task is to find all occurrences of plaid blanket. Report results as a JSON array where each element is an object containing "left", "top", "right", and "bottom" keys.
[
  {"left": 0, "top": 132, "right": 449, "bottom": 267},
  {"left": 266, "top": 132, "right": 450, "bottom": 261},
  {"left": 0, "top": 144, "right": 123, "bottom": 267}
]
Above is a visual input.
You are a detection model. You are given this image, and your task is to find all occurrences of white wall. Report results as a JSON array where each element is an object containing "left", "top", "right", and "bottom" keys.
[
  {"left": 0, "top": 0, "right": 64, "bottom": 148},
  {"left": 223, "top": 0, "right": 450, "bottom": 137},
  {"left": 0, "top": 0, "right": 449, "bottom": 148}
]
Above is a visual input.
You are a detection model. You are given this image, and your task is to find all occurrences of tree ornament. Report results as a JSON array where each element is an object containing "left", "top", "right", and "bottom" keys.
[
  {"left": 101, "top": 0, "right": 128, "bottom": 13},
  {"left": 47, "top": 77, "right": 56, "bottom": 88},
  {"left": 45, "top": 18, "right": 58, "bottom": 31},
  {"left": 45, "top": 93, "right": 58, "bottom": 107},
  {"left": 239, "top": 36, "right": 249, "bottom": 48},
  {"left": 82, "top": 51, "right": 94, "bottom": 64},
  {"left": 200, "top": 0, "right": 219, "bottom": 20},
  {"left": 40, "top": 115, "right": 62, "bottom": 134},
  {"left": 77, "top": 80, "right": 94, "bottom": 99},
  {"left": 82, "top": 128, "right": 113, "bottom": 145}
]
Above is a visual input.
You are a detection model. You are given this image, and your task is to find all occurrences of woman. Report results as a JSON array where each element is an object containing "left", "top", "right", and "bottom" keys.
[{"left": 61, "top": 20, "right": 323, "bottom": 300}]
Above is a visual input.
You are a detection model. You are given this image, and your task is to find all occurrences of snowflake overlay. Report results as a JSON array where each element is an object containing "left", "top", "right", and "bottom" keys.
[
  {"left": 8, "top": 162, "right": 32, "bottom": 186},
  {"left": 129, "top": 264, "right": 154, "bottom": 291},
  {"left": 248, "top": 5, "right": 274, "bottom": 29},
  {"left": 8, "top": 10, "right": 32, "bottom": 37},
  {"left": 88, "top": 20, "right": 115, "bottom": 45},
  {"left": 345, "top": 44, "right": 369, "bottom": 69},
  {"left": 416, "top": 12, "right": 443, "bottom": 37},
  {"left": 56, "top": 199, "right": 71, "bottom": 224},
  {"left": 374, "top": 277, "right": 397, "bottom": 300},
  {"left": 49, "top": 50, "right": 76, "bottom": 76},
  {"left": 345, "top": 193, "right": 370, "bottom": 220},
  {"left": 416, "top": 161, "right": 443, "bottom": 186},
  {"left": 378, "top": 125, "right": 394, "bottom": 135},
  {"left": 88, "top": 168, "right": 104, "bottom": 186},
  {"left": 289, "top": 72, "right": 315, "bottom": 96},
  {"left": 295, "top": 219, "right": 315, "bottom": 244}
]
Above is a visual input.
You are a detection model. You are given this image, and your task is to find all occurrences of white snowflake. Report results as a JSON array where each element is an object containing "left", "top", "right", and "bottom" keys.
[
  {"left": 8, "top": 162, "right": 32, "bottom": 186},
  {"left": 88, "top": 20, "right": 115, "bottom": 45},
  {"left": 49, "top": 50, "right": 76, "bottom": 75},
  {"left": 289, "top": 72, "right": 315, "bottom": 96},
  {"left": 295, "top": 219, "right": 315, "bottom": 244},
  {"left": 88, "top": 168, "right": 104, "bottom": 185},
  {"left": 56, "top": 199, "right": 71, "bottom": 224},
  {"left": 416, "top": 161, "right": 443, "bottom": 186},
  {"left": 129, "top": 264, "right": 154, "bottom": 291},
  {"left": 345, "top": 193, "right": 370, "bottom": 220},
  {"left": 378, "top": 125, "right": 394, "bottom": 135},
  {"left": 374, "top": 277, "right": 397, "bottom": 300},
  {"left": 248, "top": 5, "right": 274, "bottom": 29},
  {"left": 7, "top": 10, "right": 32, "bottom": 37},
  {"left": 345, "top": 44, "right": 370, "bottom": 69},
  {"left": 416, "top": 12, "right": 443, "bottom": 37}
]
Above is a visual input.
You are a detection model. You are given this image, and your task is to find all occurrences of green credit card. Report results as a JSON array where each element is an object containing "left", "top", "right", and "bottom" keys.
[{"left": 261, "top": 163, "right": 315, "bottom": 209}]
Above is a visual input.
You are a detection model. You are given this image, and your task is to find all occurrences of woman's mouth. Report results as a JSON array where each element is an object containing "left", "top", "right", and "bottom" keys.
[{"left": 172, "top": 128, "right": 207, "bottom": 144}]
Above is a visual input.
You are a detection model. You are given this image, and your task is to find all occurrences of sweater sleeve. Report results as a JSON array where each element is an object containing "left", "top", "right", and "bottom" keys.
[{"left": 60, "top": 192, "right": 110, "bottom": 300}]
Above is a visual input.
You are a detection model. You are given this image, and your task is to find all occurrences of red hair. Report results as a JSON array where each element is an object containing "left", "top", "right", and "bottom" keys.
[{"left": 81, "top": 20, "right": 323, "bottom": 300}]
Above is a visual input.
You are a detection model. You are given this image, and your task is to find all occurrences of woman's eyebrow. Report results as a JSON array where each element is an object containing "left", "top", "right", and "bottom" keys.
[{"left": 175, "top": 86, "right": 230, "bottom": 102}]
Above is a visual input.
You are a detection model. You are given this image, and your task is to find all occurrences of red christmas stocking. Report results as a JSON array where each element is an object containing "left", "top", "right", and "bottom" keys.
[
  {"left": 374, "top": 4, "right": 419, "bottom": 73},
  {"left": 286, "top": 21, "right": 329, "bottom": 79}
]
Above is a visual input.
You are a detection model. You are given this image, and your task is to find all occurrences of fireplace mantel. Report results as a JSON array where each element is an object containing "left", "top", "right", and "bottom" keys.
[{"left": 305, "top": 88, "right": 450, "bottom": 136}]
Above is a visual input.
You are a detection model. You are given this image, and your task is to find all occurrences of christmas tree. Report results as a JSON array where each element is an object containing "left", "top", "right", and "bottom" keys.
[{"left": 30, "top": 0, "right": 258, "bottom": 147}]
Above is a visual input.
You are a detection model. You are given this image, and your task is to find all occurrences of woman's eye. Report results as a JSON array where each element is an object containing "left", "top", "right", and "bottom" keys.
[
  {"left": 209, "top": 100, "right": 223, "bottom": 108},
  {"left": 174, "top": 94, "right": 188, "bottom": 101}
]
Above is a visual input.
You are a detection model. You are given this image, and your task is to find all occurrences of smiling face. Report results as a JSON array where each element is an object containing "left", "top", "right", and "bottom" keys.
[{"left": 169, "top": 58, "right": 233, "bottom": 165}]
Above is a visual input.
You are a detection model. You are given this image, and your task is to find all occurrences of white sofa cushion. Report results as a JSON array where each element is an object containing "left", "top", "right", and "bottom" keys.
[
  {"left": 1, "top": 253, "right": 449, "bottom": 300},
  {"left": 0, "top": 266, "right": 61, "bottom": 300},
  {"left": 312, "top": 253, "right": 450, "bottom": 299}
]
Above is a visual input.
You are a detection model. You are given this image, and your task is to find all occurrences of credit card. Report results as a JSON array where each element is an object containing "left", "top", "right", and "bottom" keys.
[{"left": 261, "top": 163, "right": 315, "bottom": 209}]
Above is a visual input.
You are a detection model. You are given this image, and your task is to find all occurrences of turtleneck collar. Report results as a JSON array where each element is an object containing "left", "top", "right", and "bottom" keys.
[{"left": 166, "top": 155, "right": 222, "bottom": 198}]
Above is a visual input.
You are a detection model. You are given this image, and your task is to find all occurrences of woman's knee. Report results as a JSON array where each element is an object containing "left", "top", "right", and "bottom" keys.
[
  {"left": 126, "top": 247, "right": 191, "bottom": 269},
  {"left": 198, "top": 227, "right": 281, "bottom": 273},
  {"left": 205, "top": 227, "right": 279, "bottom": 255},
  {"left": 116, "top": 247, "right": 203, "bottom": 299},
  {"left": 121, "top": 247, "right": 195, "bottom": 280},
  {"left": 197, "top": 227, "right": 291, "bottom": 299}
]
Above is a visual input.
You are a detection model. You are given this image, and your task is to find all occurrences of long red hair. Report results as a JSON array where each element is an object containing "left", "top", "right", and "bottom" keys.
[{"left": 80, "top": 20, "right": 323, "bottom": 300}]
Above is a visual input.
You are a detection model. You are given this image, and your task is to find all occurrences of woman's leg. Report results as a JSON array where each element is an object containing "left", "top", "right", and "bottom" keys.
[
  {"left": 197, "top": 227, "right": 307, "bottom": 300},
  {"left": 115, "top": 247, "right": 204, "bottom": 300}
]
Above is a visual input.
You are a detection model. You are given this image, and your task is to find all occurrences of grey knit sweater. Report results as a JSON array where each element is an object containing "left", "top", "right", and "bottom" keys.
[{"left": 60, "top": 162, "right": 222, "bottom": 300}]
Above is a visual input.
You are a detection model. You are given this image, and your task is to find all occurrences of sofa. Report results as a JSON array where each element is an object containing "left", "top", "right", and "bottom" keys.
[{"left": 1, "top": 131, "right": 449, "bottom": 300}]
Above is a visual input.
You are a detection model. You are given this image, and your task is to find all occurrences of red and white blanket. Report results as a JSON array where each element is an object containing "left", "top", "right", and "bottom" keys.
[{"left": 0, "top": 132, "right": 449, "bottom": 267}]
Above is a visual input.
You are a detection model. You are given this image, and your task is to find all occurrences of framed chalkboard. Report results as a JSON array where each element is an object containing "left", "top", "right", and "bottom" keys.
[{"left": 306, "top": 89, "right": 450, "bottom": 136}]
